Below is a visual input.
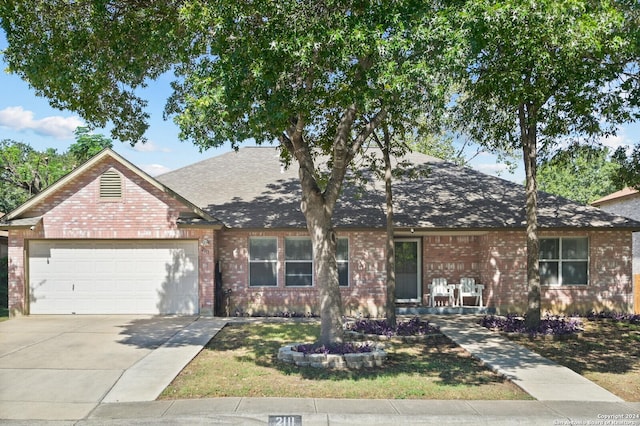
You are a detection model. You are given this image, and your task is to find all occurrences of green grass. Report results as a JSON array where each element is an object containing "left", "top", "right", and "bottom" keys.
[
  {"left": 160, "top": 321, "right": 528, "bottom": 400},
  {"left": 504, "top": 319, "right": 640, "bottom": 401}
]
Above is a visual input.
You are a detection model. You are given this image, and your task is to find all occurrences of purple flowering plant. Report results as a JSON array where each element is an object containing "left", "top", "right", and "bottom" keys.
[
  {"left": 345, "top": 316, "right": 439, "bottom": 337},
  {"left": 586, "top": 311, "right": 640, "bottom": 325},
  {"left": 294, "top": 342, "right": 375, "bottom": 355},
  {"left": 479, "top": 314, "right": 583, "bottom": 336}
]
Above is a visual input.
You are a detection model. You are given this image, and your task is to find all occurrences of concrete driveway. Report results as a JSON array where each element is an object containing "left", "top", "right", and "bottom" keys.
[{"left": 0, "top": 315, "right": 226, "bottom": 421}]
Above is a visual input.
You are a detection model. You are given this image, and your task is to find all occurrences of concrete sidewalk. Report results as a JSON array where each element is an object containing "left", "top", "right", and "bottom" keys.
[
  {"left": 81, "top": 398, "right": 640, "bottom": 425},
  {"left": 76, "top": 315, "right": 637, "bottom": 425},
  {"left": 102, "top": 317, "right": 227, "bottom": 403},
  {"left": 431, "top": 315, "right": 624, "bottom": 402}
]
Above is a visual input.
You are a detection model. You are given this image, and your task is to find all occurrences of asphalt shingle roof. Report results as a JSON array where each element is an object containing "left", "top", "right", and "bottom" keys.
[{"left": 157, "top": 146, "right": 640, "bottom": 230}]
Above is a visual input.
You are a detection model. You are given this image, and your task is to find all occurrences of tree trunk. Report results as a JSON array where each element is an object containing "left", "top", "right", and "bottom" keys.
[
  {"left": 381, "top": 132, "right": 397, "bottom": 328},
  {"left": 306, "top": 208, "right": 345, "bottom": 345},
  {"left": 281, "top": 108, "right": 386, "bottom": 345},
  {"left": 297, "top": 155, "right": 345, "bottom": 345},
  {"left": 520, "top": 103, "right": 541, "bottom": 330}
]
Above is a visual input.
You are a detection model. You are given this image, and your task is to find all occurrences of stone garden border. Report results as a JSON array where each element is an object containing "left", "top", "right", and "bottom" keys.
[
  {"left": 278, "top": 342, "right": 387, "bottom": 369},
  {"left": 344, "top": 330, "right": 443, "bottom": 343}
]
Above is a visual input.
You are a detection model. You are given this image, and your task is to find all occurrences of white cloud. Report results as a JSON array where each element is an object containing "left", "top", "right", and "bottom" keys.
[
  {"left": 131, "top": 140, "right": 171, "bottom": 153},
  {"left": 599, "top": 132, "right": 631, "bottom": 152},
  {"left": 0, "top": 106, "right": 83, "bottom": 139},
  {"left": 473, "top": 162, "right": 510, "bottom": 175},
  {"left": 141, "top": 164, "right": 171, "bottom": 176}
]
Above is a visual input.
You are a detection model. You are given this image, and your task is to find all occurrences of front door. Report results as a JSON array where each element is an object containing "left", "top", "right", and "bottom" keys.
[{"left": 395, "top": 239, "right": 421, "bottom": 303}]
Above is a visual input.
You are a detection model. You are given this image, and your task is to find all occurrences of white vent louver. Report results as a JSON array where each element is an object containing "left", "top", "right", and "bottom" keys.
[{"left": 100, "top": 170, "right": 122, "bottom": 199}]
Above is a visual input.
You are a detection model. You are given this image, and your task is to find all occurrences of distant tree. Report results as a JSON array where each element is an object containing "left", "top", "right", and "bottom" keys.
[
  {"left": 0, "top": 140, "right": 70, "bottom": 212},
  {"left": 68, "top": 127, "right": 113, "bottom": 164},
  {"left": 538, "top": 145, "right": 622, "bottom": 205},
  {"left": 0, "top": 128, "right": 114, "bottom": 212},
  {"left": 611, "top": 143, "right": 640, "bottom": 190}
]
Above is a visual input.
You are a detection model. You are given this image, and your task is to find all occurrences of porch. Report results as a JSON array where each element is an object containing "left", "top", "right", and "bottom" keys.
[{"left": 396, "top": 305, "right": 494, "bottom": 315}]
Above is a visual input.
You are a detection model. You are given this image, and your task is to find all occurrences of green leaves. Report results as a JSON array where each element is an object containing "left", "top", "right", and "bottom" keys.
[
  {"left": 611, "top": 143, "right": 640, "bottom": 190},
  {"left": 0, "top": 128, "right": 113, "bottom": 212},
  {"left": 68, "top": 127, "right": 113, "bottom": 164},
  {"left": 538, "top": 144, "right": 622, "bottom": 204},
  {"left": 1, "top": 0, "right": 188, "bottom": 143},
  {"left": 456, "top": 0, "right": 634, "bottom": 150},
  {"left": 0, "top": 139, "right": 71, "bottom": 211}
]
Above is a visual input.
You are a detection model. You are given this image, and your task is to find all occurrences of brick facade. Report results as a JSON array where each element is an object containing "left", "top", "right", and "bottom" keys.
[
  {"left": 216, "top": 228, "right": 634, "bottom": 317},
  {"left": 217, "top": 229, "right": 388, "bottom": 317},
  {"left": 6, "top": 153, "right": 635, "bottom": 316},
  {"left": 7, "top": 157, "right": 216, "bottom": 316}
]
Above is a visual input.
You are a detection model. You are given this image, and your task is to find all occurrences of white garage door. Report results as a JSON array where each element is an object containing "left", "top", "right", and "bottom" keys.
[{"left": 28, "top": 240, "right": 199, "bottom": 315}]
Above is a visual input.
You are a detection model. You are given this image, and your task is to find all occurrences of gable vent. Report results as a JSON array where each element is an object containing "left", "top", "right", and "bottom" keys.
[{"left": 100, "top": 170, "right": 122, "bottom": 199}]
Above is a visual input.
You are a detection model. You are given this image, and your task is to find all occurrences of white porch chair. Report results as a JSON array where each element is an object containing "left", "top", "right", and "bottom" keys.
[
  {"left": 429, "top": 278, "right": 454, "bottom": 307},
  {"left": 458, "top": 277, "right": 484, "bottom": 307}
]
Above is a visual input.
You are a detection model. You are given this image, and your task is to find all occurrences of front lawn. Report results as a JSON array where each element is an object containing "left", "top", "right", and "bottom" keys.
[
  {"left": 503, "top": 318, "right": 640, "bottom": 401},
  {"left": 160, "top": 320, "right": 528, "bottom": 400}
]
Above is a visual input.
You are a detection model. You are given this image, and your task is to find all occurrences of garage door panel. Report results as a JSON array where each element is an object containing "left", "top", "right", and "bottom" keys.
[{"left": 29, "top": 240, "right": 199, "bottom": 315}]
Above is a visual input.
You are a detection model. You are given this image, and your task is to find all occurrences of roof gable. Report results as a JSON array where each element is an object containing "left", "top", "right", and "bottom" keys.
[{"left": 2, "top": 149, "right": 219, "bottom": 226}]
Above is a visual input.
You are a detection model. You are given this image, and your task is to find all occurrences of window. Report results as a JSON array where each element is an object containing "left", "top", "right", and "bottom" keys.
[
  {"left": 540, "top": 237, "right": 588, "bottom": 286},
  {"left": 337, "top": 237, "right": 349, "bottom": 286},
  {"left": 285, "top": 237, "right": 313, "bottom": 286},
  {"left": 99, "top": 170, "right": 122, "bottom": 199},
  {"left": 249, "top": 238, "right": 277, "bottom": 286}
]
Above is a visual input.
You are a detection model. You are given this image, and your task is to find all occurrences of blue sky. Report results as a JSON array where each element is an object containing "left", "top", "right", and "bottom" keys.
[{"left": 0, "top": 31, "right": 637, "bottom": 181}]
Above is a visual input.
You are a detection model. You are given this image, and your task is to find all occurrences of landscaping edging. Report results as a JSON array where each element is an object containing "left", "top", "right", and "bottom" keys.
[{"left": 278, "top": 343, "right": 387, "bottom": 369}]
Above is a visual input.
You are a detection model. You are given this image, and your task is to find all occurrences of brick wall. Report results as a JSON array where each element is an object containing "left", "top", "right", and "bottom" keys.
[
  {"left": 478, "top": 231, "right": 528, "bottom": 312},
  {"left": 7, "top": 157, "right": 216, "bottom": 315},
  {"left": 217, "top": 228, "right": 634, "bottom": 317},
  {"left": 477, "top": 229, "right": 633, "bottom": 314},
  {"left": 217, "top": 229, "right": 387, "bottom": 317},
  {"left": 422, "top": 234, "right": 483, "bottom": 304}
]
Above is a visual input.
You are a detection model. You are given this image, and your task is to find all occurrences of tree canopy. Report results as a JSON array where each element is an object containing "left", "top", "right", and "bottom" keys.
[
  {"left": 69, "top": 127, "right": 114, "bottom": 164},
  {"left": 0, "top": 129, "right": 114, "bottom": 213},
  {"left": 2, "top": 1, "right": 638, "bottom": 333},
  {"left": 455, "top": 0, "right": 638, "bottom": 327},
  {"left": 1, "top": 1, "right": 462, "bottom": 343},
  {"left": 0, "top": 140, "right": 69, "bottom": 213},
  {"left": 612, "top": 143, "right": 640, "bottom": 190},
  {"left": 538, "top": 145, "right": 622, "bottom": 205}
]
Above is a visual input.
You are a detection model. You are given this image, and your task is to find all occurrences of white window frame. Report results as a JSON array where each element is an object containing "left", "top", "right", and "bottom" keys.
[
  {"left": 539, "top": 237, "right": 589, "bottom": 286},
  {"left": 248, "top": 237, "right": 278, "bottom": 287},
  {"left": 285, "top": 237, "right": 313, "bottom": 287}
]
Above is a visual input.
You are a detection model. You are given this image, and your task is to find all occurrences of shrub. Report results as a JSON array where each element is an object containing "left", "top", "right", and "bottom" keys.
[
  {"left": 586, "top": 311, "right": 640, "bottom": 325},
  {"left": 479, "top": 314, "right": 583, "bottom": 336},
  {"left": 346, "top": 316, "right": 439, "bottom": 337}
]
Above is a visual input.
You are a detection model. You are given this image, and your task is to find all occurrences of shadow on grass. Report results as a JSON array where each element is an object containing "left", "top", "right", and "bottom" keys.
[
  {"left": 508, "top": 321, "right": 640, "bottom": 376},
  {"left": 208, "top": 322, "right": 507, "bottom": 387}
]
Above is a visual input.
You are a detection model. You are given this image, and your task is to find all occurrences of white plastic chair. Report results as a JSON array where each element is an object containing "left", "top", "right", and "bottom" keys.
[
  {"left": 429, "top": 278, "right": 453, "bottom": 307},
  {"left": 458, "top": 277, "right": 484, "bottom": 307}
]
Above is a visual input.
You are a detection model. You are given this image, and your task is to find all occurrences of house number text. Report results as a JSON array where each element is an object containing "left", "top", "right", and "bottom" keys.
[{"left": 268, "top": 415, "right": 302, "bottom": 426}]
